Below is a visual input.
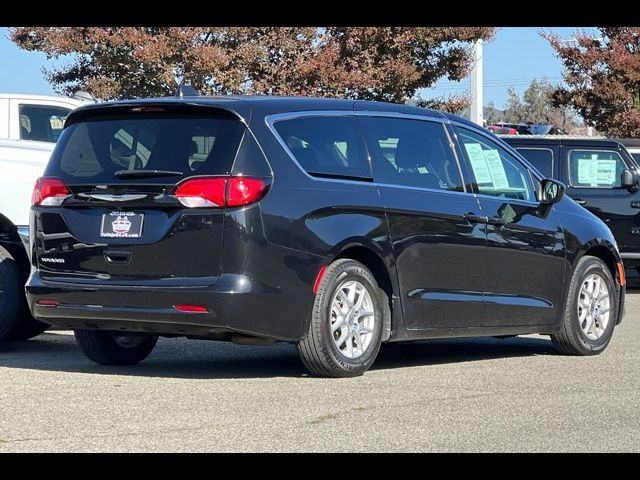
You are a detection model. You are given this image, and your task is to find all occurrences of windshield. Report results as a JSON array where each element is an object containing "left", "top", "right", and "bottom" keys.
[{"left": 46, "top": 114, "right": 245, "bottom": 183}]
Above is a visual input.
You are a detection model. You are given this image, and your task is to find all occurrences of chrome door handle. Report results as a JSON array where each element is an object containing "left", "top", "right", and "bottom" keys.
[
  {"left": 574, "top": 198, "right": 587, "bottom": 206},
  {"left": 487, "top": 217, "right": 506, "bottom": 227},
  {"left": 464, "top": 213, "right": 488, "bottom": 224}
]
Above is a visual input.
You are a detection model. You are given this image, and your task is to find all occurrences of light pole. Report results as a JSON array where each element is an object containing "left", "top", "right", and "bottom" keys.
[{"left": 470, "top": 39, "right": 483, "bottom": 126}]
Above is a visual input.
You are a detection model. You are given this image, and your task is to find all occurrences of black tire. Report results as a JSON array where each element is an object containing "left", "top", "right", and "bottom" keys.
[
  {"left": 297, "top": 259, "right": 385, "bottom": 378},
  {"left": 74, "top": 330, "right": 158, "bottom": 365},
  {"left": 0, "top": 246, "right": 47, "bottom": 342},
  {"left": 7, "top": 313, "right": 48, "bottom": 341},
  {"left": 551, "top": 256, "right": 618, "bottom": 356}
]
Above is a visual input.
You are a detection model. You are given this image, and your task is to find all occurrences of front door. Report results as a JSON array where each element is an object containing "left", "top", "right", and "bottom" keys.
[
  {"left": 359, "top": 115, "right": 486, "bottom": 330},
  {"left": 562, "top": 144, "right": 640, "bottom": 256},
  {"left": 453, "top": 126, "right": 566, "bottom": 327}
]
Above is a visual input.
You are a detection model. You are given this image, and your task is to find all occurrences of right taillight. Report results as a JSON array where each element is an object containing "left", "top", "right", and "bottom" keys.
[
  {"left": 174, "top": 176, "right": 269, "bottom": 208},
  {"left": 31, "top": 177, "right": 70, "bottom": 206}
]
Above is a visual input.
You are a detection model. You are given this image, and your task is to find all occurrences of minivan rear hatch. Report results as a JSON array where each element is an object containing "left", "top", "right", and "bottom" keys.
[{"left": 33, "top": 104, "right": 247, "bottom": 285}]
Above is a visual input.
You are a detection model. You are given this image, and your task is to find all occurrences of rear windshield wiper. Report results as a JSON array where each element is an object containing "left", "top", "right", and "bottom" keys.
[{"left": 114, "top": 169, "right": 184, "bottom": 179}]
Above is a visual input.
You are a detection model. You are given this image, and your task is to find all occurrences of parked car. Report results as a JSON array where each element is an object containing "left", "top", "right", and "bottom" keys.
[
  {"left": 26, "top": 96, "right": 625, "bottom": 377},
  {"left": 0, "top": 93, "right": 93, "bottom": 341},
  {"left": 487, "top": 125, "right": 517, "bottom": 135},
  {"left": 529, "top": 124, "right": 566, "bottom": 135},
  {"left": 493, "top": 122, "right": 533, "bottom": 135},
  {"left": 502, "top": 135, "right": 640, "bottom": 284}
]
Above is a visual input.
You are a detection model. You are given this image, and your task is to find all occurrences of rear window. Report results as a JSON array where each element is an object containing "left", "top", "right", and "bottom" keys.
[
  {"left": 515, "top": 147, "right": 554, "bottom": 178},
  {"left": 46, "top": 114, "right": 245, "bottom": 182},
  {"left": 273, "top": 116, "right": 371, "bottom": 179}
]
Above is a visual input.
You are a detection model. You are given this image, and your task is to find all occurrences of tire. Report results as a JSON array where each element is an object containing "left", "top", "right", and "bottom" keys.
[
  {"left": 297, "top": 259, "right": 385, "bottom": 378},
  {"left": 7, "top": 313, "right": 48, "bottom": 341},
  {"left": 74, "top": 330, "right": 158, "bottom": 365},
  {"left": 0, "top": 246, "right": 47, "bottom": 342},
  {"left": 551, "top": 256, "right": 618, "bottom": 356}
]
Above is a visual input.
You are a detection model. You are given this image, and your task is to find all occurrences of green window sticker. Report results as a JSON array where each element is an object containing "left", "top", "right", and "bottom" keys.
[
  {"left": 577, "top": 158, "right": 617, "bottom": 186},
  {"left": 483, "top": 149, "right": 510, "bottom": 190},
  {"left": 464, "top": 143, "right": 493, "bottom": 184}
]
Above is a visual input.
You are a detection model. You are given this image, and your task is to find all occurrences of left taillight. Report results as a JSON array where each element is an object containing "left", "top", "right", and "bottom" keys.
[
  {"left": 31, "top": 177, "right": 70, "bottom": 207},
  {"left": 174, "top": 176, "right": 269, "bottom": 208}
]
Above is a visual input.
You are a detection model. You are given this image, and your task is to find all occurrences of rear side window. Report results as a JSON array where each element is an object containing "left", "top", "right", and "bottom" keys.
[
  {"left": 273, "top": 116, "right": 371, "bottom": 179},
  {"left": 514, "top": 148, "right": 554, "bottom": 178},
  {"left": 47, "top": 114, "right": 245, "bottom": 182},
  {"left": 359, "top": 116, "right": 463, "bottom": 191},
  {"left": 568, "top": 149, "right": 626, "bottom": 188},
  {"left": 19, "top": 104, "right": 71, "bottom": 143}
]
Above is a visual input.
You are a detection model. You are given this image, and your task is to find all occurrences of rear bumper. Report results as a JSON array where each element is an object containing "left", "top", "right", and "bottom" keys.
[{"left": 25, "top": 271, "right": 314, "bottom": 341}]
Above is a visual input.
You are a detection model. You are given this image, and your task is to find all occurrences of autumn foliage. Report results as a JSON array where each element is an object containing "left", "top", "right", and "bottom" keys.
[
  {"left": 545, "top": 28, "right": 640, "bottom": 137},
  {"left": 10, "top": 27, "right": 494, "bottom": 109}
]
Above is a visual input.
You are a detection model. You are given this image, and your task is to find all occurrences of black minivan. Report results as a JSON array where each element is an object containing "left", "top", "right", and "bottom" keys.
[
  {"left": 26, "top": 96, "right": 626, "bottom": 377},
  {"left": 502, "top": 136, "right": 640, "bottom": 284}
]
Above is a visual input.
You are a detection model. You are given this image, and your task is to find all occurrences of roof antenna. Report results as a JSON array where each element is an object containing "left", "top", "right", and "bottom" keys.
[{"left": 175, "top": 84, "right": 199, "bottom": 97}]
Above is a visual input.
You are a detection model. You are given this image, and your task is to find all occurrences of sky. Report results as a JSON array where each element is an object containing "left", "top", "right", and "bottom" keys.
[{"left": 0, "top": 27, "right": 595, "bottom": 108}]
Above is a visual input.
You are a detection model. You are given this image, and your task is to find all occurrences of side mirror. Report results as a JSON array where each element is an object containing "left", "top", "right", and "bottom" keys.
[
  {"left": 539, "top": 179, "right": 565, "bottom": 205},
  {"left": 622, "top": 169, "right": 639, "bottom": 191}
]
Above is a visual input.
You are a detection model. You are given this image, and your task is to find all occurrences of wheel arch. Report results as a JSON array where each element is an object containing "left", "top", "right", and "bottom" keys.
[
  {"left": 329, "top": 243, "right": 398, "bottom": 342},
  {"left": 576, "top": 243, "right": 624, "bottom": 325}
]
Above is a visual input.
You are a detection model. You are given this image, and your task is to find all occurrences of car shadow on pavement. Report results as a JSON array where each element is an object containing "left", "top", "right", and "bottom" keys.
[{"left": 0, "top": 331, "right": 557, "bottom": 379}]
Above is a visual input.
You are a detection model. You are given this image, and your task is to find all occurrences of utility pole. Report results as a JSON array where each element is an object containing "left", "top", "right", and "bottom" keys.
[{"left": 470, "top": 39, "right": 483, "bottom": 126}]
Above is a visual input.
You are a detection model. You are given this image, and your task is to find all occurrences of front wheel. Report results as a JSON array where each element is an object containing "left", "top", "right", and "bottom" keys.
[
  {"left": 551, "top": 256, "right": 618, "bottom": 355},
  {"left": 297, "top": 259, "right": 385, "bottom": 378},
  {"left": 74, "top": 330, "right": 158, "bottom": 365}
]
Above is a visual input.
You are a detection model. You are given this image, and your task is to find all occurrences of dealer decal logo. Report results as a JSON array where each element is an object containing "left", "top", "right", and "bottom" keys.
[{"left": 112, "top": 215, "right": 132, "bottom": 235}]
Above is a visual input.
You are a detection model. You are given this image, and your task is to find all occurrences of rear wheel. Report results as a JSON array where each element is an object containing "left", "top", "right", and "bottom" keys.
[
  {"left": 297, "top": 259, "right": 385, "bottom": 378},
  {"left": 0, "top": 246, "right": 47, "bottom": 342},
  {"left": 551, "top": 256, "right": 618, "bottom": 355},
  {"left": 74, "top": 330, "right": 158, "bottom": 365}
]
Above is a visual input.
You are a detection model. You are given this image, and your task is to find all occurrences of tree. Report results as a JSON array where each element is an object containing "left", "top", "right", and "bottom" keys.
[
  {"left": 544, "top": 27, "right": 640, "bottom": 137},
  {"left": 484, "top": 100, "right": 503, "bottom": 124},
  {"left": 503, "top": 78, "right": 576, "bottom": 128},
  {"left": 503, "top": 87, "right": 527, "bottom": 123},
  {"left": 10, "top": 27, "right": 494, "bottom": 107}
]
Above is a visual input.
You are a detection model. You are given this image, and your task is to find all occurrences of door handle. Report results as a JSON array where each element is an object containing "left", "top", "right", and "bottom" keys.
[
  {"left": 487, "top": 216, "right": 506, "bottom": 227},
  {"left": 573, "top": 198, "right": 587, "bottom": 206},
  {"left": 464, "top": 213, "right": 488, "bottom": 224}
]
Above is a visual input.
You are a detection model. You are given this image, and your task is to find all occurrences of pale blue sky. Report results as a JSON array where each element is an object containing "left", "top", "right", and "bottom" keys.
[{"left": 0, "top": 27, "right": 594, "bottom": 108}]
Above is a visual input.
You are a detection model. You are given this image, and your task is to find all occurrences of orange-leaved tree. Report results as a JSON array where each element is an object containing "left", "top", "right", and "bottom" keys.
[
  {"left": 11, "top": 27, "right": 494, "bottom": 111},
  {"left": 544, "top": 27, "right": 640, "bottom": 137}
]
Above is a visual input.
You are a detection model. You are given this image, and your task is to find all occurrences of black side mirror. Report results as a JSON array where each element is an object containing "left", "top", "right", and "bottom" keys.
[
  {"left": 622, "top": 169, "right": 639, "bottom": 191},
  {"left": 539, "top": 179, "right": 565, "bottom": 205}
]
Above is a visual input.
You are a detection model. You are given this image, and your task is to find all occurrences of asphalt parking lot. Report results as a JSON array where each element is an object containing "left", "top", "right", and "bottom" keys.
[{"left": 1, "top": 290, "right": 639, "bottom": 452}]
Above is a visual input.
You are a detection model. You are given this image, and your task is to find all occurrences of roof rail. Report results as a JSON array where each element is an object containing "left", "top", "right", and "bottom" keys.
[{"left": 175, "top": 84, "right": 199, "bottom": 97}]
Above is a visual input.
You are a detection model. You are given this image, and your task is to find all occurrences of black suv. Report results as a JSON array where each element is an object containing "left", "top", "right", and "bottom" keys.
[
  {"left": 502, "top": 136, "right": 640, "bottom": 283},
  {"left": 26, "top": 97, "right": 626, "bottom": 377}
]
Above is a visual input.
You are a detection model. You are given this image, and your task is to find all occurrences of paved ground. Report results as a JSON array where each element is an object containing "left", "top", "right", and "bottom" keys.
[{"left": 1, "top": 291, "right": 639, "bottom": 452}]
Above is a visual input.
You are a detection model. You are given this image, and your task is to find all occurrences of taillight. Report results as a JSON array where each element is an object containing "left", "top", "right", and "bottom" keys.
[
  {"left": 31, "top": 178, "right": 70, "bottom": 206},
  {"left": 227, "top": 178, "right": 269, "bottom": 207},
  {"left": 174, "top": 178, "right": 227, "bottom": 208},
  {"left": 174, "top": 177, "right": 269, "bottom": 208}
]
